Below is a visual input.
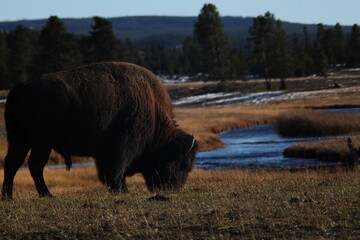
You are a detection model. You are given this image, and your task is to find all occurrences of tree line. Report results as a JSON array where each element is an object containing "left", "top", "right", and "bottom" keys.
[{"left": 0, "top": 4, "right": 359, "bottom": 90}]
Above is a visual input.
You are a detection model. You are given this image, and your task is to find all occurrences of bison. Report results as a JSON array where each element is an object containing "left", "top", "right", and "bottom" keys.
[{"left": 1, "top": 62, "right": 197, "bottom": 199}]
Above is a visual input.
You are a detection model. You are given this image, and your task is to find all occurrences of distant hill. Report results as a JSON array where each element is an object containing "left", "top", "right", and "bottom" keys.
[{"left": 0, "top": 16, "right": 352, "bottom": 48}]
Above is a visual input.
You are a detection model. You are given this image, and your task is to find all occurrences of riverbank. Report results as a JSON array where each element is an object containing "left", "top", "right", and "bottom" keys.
[
  {"left": 284, "top": 136, "right": 360, "bottom": 163},
  {"left": 1, "top": 167, "right": 359, "bottom": 239},
  {"left": 275, "top": 109, "right": 360, "bottom": 164}
]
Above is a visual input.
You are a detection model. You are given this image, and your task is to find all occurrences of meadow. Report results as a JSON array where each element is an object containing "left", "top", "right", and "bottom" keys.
[
  {"left": 1, "top": 167, "right": 360, "bottom": 239},
  {"left": 1, "top": 75, "right": 360, "bottom": 239}
]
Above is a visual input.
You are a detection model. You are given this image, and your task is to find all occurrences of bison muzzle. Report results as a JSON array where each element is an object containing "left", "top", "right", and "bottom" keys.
[{"left": 1, "top": 62, "right": 197, "bottom": 199}]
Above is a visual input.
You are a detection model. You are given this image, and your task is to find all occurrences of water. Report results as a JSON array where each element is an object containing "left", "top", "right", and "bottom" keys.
[
  {"left": 322, "top": 107, "right": 360, "bottom": 113},
  {"left": 195, "top": 124, "right": 335, "bottom": 170},
  {"left": 196, "top": 108, "right": 360, "bottom": 170}
]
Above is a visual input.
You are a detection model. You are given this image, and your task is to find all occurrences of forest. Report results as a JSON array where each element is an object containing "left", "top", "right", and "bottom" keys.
[{"left": 0, "top": 4, "right": 359, "bottom": 90}]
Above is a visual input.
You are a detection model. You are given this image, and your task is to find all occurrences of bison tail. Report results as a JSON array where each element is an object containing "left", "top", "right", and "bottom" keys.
[{"left": 64, "top": 155, "right": 72, "bottom": 171}]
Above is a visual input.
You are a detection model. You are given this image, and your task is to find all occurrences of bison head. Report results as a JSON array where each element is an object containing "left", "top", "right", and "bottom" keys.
[{"left": 142, "top": 132, "right": 197, "bottom": 192}]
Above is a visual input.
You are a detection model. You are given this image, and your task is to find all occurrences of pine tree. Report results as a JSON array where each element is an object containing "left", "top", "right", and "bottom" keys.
[
  {"left": 302, "top": 26, "right": 314, "bottom": 76},
  {"left": 182, "top": 37, "right": 197, "bottom": 75},
  {"left": 0, "top": 31, "right": 7, "bottom": 88},
  {"left": 348, "top": 24, "right": 360, "bottom": 67},
  {"left": 34, "top": 16, "right": 79, "bottom": 75},
  {"left": 313, "top": 23, "right": 329, "bottom": 77},
  {"left": 193, "top": 3, "right": 233, "bottom": 80},
  {"left": 230, "top": 49, "right": 248, "bottom": 80},
  {"left": 290, "top": 32, "right": 305, "bottom": 77},
  {"left": 123, "top": 38, "right": 141, "bottom": 64},
  {"left": 333, "top": 23, "right": 346, "bottom": 65},
  {"left": 290, "top": 29, "right": 313, "bottom": 77},
  {"left": 247, "top": 11, "right": 276, "bottom": 90},
  {"left": 271, "top": 20, "right": 290, "bottom": 89},
  {"left": 84, "top": 16, "right": 122, "bottom": 63},
  {"left": 7, "top": 25, "right": 35, "bottom": 87}
]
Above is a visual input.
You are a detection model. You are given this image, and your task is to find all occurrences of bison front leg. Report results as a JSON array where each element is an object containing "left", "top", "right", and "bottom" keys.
[
  {"left": 2, "top": 143, "right": 30, "bottom": 200},
  {"left": 28, "top": 146, "right": 52, "bottom": 197},
  {"left": 95, "top": 154, "right": 131, "bottom": 193},
  {"left": 120, "top": 177, "right": 129, "bottom": 193},
  {"left": 95, "top": 155, "right": 122, "bottom": 193},
  {"left": 95, "top": 135, "right": 139, "bottom": 194}
]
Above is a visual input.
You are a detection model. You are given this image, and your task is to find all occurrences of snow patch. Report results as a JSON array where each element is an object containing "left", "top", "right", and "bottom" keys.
[{"left": 173, "top": 87, "right": 358, "bottom": 106}]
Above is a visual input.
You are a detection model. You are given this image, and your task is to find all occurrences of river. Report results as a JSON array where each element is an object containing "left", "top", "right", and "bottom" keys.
[
  {"left": 195, "top": 124, "right": 339, "bottom": 170},
  {"left": 195, "top": 108, "right": 360, "bottom": 170}
]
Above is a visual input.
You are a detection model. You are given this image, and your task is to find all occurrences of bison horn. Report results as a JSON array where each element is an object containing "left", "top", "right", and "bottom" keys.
[{"left": 187, "top": 135, "right": 196, "bottom": 154}]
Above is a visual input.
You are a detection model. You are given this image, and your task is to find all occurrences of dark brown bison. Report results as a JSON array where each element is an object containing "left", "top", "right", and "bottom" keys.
[{"left": 1, "top": 62, "right": 197, "bottom": 199}]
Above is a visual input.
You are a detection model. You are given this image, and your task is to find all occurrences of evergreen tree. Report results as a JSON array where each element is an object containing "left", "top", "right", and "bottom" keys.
[
  {"left": 7, "top": 25, "right": 35, "bottom": 87},
  {"left": 34, "top": 16, "right": 79, "bottom": 75},
  {"left": 271, "top": 20, "right": 291, "bottom": 89},
  {"left": 193, "top": 3, "right": 233, "bottom": 80},
  {"left": 0, "top": 31, "right": 7, "bottom": 88},
  {"left": 313, "top": 46, "right": 329, "bottom": 77},
  {"left": 123, "top": 38, "right": 141, "bottom": 64},
  {"left": 298, "top": 26, "right": 315, "bottom": 76},
  {"left": 84, "top": 16, "right": 122, "bottom": 63},
  {"left": 230, "top": 49, "right": 248, "bottom": 80},
  {"left": 290, "top": 28, "right": 313, "bottom": 77},
  {"left": 182, "top": 36, "right": 197, "bottom": 75},
  {"left": 314, "top": 23, "right": 346, "bottom": 68},
  {"left": 247, "top": 11, "right": 276, "bottom": 90},
  {"left": 348, "top": 24, "right": 360, "bottom": 67},
  {"left": 290, "top": 32, "right": 305, "bottom": 77},
  {"left": 313, "top": 23, "right": 329, "bottom": 77},
  {"left": 333, "top": 23, "right": 346, "bottom": 65}
]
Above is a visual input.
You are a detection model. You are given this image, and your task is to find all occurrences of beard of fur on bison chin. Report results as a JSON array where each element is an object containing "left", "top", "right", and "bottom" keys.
[{"left": 142, "top": 133, "right": 198, "bottom": 192}]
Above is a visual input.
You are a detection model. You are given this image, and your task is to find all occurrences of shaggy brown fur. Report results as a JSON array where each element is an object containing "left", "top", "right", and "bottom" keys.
[{"left": 2, "top": 62, "right": 197, "bottom": 199}]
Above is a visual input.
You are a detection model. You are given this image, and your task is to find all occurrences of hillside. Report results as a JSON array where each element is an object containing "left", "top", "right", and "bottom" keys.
[{"left": 0, "top": 16, "right": 352, "bottom": 47}]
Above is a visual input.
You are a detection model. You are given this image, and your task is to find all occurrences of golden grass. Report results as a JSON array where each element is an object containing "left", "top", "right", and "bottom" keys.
[
  {"left": 276, "top": 109, "right": 360, "bottom": 137},
  {"left": 284, "top": 135, "right": 360, "bottom": 162},
  {"left": 1, "top": 167, "right": 360, "bottom": 239}
]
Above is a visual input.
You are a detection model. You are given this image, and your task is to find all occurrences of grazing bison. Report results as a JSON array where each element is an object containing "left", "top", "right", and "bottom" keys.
[{"left": 2, "top": 62, "right": 197, "bottom": 199}]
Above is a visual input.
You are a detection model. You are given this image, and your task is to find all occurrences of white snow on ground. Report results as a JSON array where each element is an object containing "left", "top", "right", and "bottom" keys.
[
  {"left": 172, "top": 92, "right": 237, "bottom": 106},
  {"left": 173, "top": 87, "right": 360, "bottom": 106}
]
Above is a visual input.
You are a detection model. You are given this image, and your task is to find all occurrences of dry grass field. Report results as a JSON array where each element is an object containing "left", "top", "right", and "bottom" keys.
[
  {"left": 1, "top": 167, "right": 360, "bottom": 239},
  {"left": 1, "top": 75, "right": 360, "bottom": 239}
]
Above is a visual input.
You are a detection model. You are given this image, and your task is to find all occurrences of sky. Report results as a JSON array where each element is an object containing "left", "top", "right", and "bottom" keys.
[{"left": 1, "top": 0, "right": 360, "bottom": 25}]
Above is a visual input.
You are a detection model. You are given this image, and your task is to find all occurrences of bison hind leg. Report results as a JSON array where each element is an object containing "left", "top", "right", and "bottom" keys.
[
  {"left": 2, "top": 142, "right": 30, "bottom": 200},
  {"left": 28, "top": 146, "right": 52, "bottom": 197}
]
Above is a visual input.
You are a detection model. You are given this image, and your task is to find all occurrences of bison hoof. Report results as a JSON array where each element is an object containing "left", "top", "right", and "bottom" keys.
[
  {"left": 2, "top": 195, "right": 13, "bottom": 201},
  {"left": 39, "top": 192, "right": 53, "bottom": 198}
]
